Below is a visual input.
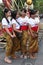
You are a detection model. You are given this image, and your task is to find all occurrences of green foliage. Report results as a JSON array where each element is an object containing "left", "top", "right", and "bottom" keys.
[
  {"left": 0, "top": 8, "right": 3, "bottom": 22},
  {"left": 33, "top": 0, "right": 43, "bottom": 14},
  {"left": 15, "top": 0, "right": 43, "bottom": 14},
  {"left": 0, "top": 0, "right": 43, "bottom": 22}
]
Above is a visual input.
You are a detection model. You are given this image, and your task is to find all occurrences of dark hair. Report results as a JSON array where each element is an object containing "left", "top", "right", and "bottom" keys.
[
  {"left": 4, "top": 8, "right": 9, "bottom": 15},
  {"left": 30, "top": 10, "right": 37, "bottom": 16},
  {"left": 11, "top": 10, "right": 18, "bottom": 19},
  {"left": 21, "top": 8, "right": 27, "bottom": 13},
  {"left": 3, "top": 8, "right": 10, "bottom": 23}
]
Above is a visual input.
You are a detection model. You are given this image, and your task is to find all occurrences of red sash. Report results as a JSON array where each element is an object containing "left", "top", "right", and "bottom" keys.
[
  {"left": 31, "top": 26, "right": 38, "bottom": 32},
  {"left": 20, "top": 26, "right": 28, "bottom": 30},
  {"left": 3, "top": 27, "right": 13, "bottom": 32}
]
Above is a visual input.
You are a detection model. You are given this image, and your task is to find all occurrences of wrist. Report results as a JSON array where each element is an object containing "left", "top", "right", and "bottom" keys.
[{"left": 10, "top": 34, "right": 12, "bottom": 37}]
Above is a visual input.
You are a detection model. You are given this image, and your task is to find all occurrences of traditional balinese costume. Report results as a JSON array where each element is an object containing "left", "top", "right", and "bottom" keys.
[
  {"left": 2, "top": 17, "right": 16, "bottom": 57},
  {"left": 28, "top": 17, "right": 40, "bottom": 53},
  {"left": 17, "top": 16, "right": 30, "bottom": 54},
  {"left": 11, "top": 19, "right": 21, "bottom": 51}
]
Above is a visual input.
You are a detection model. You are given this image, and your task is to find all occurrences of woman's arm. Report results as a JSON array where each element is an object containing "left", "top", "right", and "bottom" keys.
[
  {"left": 37, "top": 23, "right": 40, "bottom": 33},
  {"left": 13, "top": 24, "right": 22, "bottom": 33}
]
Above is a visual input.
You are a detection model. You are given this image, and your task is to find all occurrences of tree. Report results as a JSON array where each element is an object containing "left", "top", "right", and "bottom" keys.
[
  {"left": 0, "top": 8, "right": 3, "bottom": 22},
  {"left": 33, "top": 0, "right": 43, "bottom": 13}
]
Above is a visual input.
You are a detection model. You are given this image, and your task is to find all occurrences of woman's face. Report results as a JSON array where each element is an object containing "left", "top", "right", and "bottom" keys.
[
  {"left": 26, "top": 11, "right": 30, "bottom": 18},
  {"left": 21, "top": 10, "right": 26, "bottom": 17},
  {"left": 5, "top": 11, "right": 11, "bottom": 17},
  {"left": 16, "top": 12, "right": 20, "bottom": 19},
  {"left": 31, "top": 14, "right": 35, "bottom": 19}
]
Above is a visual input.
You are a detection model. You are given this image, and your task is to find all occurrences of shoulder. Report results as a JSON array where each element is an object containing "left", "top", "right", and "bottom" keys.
[
  {"left": 29, "top": 18, "right": 32, "bottom": 21},
  {"left": 17, "top": 17, "right": 22, "bottom": 22},
  {"left": 12, "top": 19, "right": 16, "bottom": 24},
  {"left": 12, "top": 19, "right": 16, "bottom": 22},
  {"left": 2, "top": 18, "right": 6, "bottom": 22},
  {"left": 2, "top": 18, "right": 8, "bottom": 25},
  {"left": 2, "top": 18, "right": 7, "bottom": 24},
  {"left": 25, "top": 16, "right": 28, "bottom": 19},
  {"left": 28, "top": 18, "right": 34, "bottom": 24},
  {"left": 35, "top": 17, "right": 40, "bottom": 23},
  {"left": 35, "top": 17, "right": 39, "bottom": 20}
]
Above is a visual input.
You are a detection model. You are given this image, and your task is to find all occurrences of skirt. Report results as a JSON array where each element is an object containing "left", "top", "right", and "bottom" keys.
[
  {"left": 29, "top": 31, "right": 39, "bottom": 53},
  {"left": 21, "top": 30, "right": 30, "bottom": 53},
  {"left": 4, "top": 32, "right": 20, "bottom": 56}
]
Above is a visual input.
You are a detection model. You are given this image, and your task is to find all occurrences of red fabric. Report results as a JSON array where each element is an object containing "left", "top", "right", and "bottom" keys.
[
  {"left": 20, "top": 26, "right": 28, "bottom": 30},
  {"left": 3, "top": 27, "right": 13, "bottom": 32},
  {"left": 31, "top": 26, "right": 38, "bottom": 32}
]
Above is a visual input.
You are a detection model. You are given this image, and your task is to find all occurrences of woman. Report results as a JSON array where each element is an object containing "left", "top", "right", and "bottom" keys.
[
  {"left": 11, "top": 10, "right": 22, "bottom": 52},
  {"left": 26, "top": 9, "right": 30, "bottom": 19},
  {"left": 2, "top": 8, "right": 16, "bottom": 63},
  {"left": 11, "top": 10, "right": 22, "bottom": 40},
  {"left": 28, "top": 10, "right": 40, "bottom": 59},
  {"left": 17, "top": 8, "right": 30, "bottom": 59}
]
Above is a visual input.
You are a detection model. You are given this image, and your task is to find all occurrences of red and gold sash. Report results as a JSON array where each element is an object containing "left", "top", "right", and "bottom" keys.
[
  {"left": 20, "top": 26, "right": 28, "bottom": 31},
  {"left": 3, "top": 27, "right": 13, "bottom": 32},
  {"left": 31, "top": 26, "right": 38, "bottom": 32}
]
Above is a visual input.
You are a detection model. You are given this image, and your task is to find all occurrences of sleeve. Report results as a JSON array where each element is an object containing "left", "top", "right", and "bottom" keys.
[
  {"left": 35, "top": 18, "right": 40, "bottom": 24},
  {"left": 17, "top": 18, "right": 21, "bottom": 22},
  {"left": 2, "top": 18, "right": 8, "bottom": 26},
  {"left": 17, "top": 18, "right": 22, "bottom": 25},
  {"left": 37, "top": 18, "right": 40, "bottom": 23},
  {"left": 27, "top": 19, "right": 31, "bottom": 25},
  {"left": 11, "top": 19, "right": 16, "bottom": 25},
  {"left": 26, "top": 18, "right": 30, "bottom": 24}
]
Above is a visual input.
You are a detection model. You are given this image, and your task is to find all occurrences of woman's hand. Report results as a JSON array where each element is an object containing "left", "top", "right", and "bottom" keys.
[
  {"left": 28, "top": 31, "right": 30, "bottom": 35},
  {"left": 11, "top": 34, "right": 16, "bottom": 38},
  {"left": 34, "top": 33, "right": 38, "bottom": 38},
  {"left": 11, "top": 35, "right": 14, "bottom": 38},
  {"left": 13, "top": 34, "right": 16, "bottom": 37},
  {"left": 31, "top": 34, "right": 35, "bottom": 38},
  {"left": 20, "top": 31, "right": 22, "bottom": 33}
]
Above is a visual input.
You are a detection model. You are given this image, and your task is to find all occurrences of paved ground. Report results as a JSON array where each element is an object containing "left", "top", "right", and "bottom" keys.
[{"left": 0, "top": 19, "right": 43, "bottom": 65}]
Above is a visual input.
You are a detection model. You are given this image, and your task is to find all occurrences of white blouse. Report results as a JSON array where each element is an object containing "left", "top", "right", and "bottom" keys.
[
  {"left": 12, "top": 19, "right": 20, "bottom": 29},
  {"left": 2, "top": 18, "right": 12, "bottom": 28},
  {"left": 35, "top": 17, "right": 40, "bottom": 24},
  {"left": 29, "top": 18, "right": 39, "bottom": 27},
  {"left": 17, "top": 16, "right": 29, "bottom": 26}
]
